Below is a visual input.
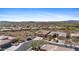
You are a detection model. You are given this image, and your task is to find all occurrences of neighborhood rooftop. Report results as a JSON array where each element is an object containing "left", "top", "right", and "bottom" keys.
[
  {"left": 0, "top": 35, "right": 16, "bottom": 48},
  {"left": 41, "top": 44, "right": 75, "bottom": 51}
]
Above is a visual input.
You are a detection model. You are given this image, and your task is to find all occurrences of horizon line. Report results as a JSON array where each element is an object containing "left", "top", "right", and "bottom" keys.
[{"left": 0, "top": 20, "right": 79, "bottom": 22}]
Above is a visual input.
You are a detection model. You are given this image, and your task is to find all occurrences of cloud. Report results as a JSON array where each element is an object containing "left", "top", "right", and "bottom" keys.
[{"left": 0, "top": 11, "right": 79, "bottom": 22}]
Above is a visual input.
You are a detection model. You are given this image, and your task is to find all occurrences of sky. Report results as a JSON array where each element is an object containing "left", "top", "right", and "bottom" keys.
[{"left": 0, "top": 8, "right": 79, "bottom": 22}]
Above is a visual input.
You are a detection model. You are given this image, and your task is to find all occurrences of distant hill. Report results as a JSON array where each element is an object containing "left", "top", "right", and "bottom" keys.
[
  {"left": 64, "top": 20, "right": 79, "bottom": 22},
  {"left": 0, "top": 20, "right": 79, "bottom": 26}
]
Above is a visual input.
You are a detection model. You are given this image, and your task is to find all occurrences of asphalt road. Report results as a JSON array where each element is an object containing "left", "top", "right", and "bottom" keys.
[{"left": 15, "top": 41, "right": 32, "bottom": 51}]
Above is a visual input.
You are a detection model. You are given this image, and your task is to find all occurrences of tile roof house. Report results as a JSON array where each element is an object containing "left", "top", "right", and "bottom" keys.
[
  {"left": 41, "top": 44, "right": 74, "bottom": 51},
  {"left": 48, "top": 31, "right": 67, "bottom": 37},
  {"left": 47, "top": 31, "right": 67, "bottom": 41},
  {"left": 33, "top": 37, "right": 43, "bottom": 40},
  {"left": 0, "top": 35, "right": 16, "bottom": 50},
  {"left": 71, "top": 32, "right": 79, "bottom": 37},
  {"left": 35, "top": 30, "right": 50, "bottom": 38},
  {"left": 0, "top": 28, "right": 11, "bottom": 32}
]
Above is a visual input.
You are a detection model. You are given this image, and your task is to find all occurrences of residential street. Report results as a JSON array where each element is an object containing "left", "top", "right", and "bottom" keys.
[{"left": 15, "top": 41, "right": 32, "bottom": 51}]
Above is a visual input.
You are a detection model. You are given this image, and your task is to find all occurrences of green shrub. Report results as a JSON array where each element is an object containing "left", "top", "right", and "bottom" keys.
[{"left": 31, "top": 40, "right": 48, "bottom": 51}]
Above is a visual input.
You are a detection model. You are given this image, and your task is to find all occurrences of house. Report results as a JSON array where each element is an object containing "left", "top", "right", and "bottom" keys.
[
  {"left": 47, "top": 31, "right": 67, "bottom": 40},
  {"left": 0, "top": 35, "right": 16, "bottom": 50},
  {"left": 71, "top": 32, "right": 79, "bottom": 38},
  {"left": 0, "top": 28, "right": 12, "bottom": 32},
  {"left": 40, "top": 44, "right": 74, "bottom": 51},
  {"left": 48, "top": 31, "right": 67, "bottom": 37},
  {"left": 12, "top": 27, "right": 22, "bottom": 31},
  {"left": 33, "top": 37, "right": 43, "bottom": 40},
  {"left": 31, "top": 27, "right": 39, "bottom": 30},
  {"left": 22, "top": 28, "right": 31, "bottom": 30},
  {"left": 35, "top": 30, "right": 50, "bottom": 38}
]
